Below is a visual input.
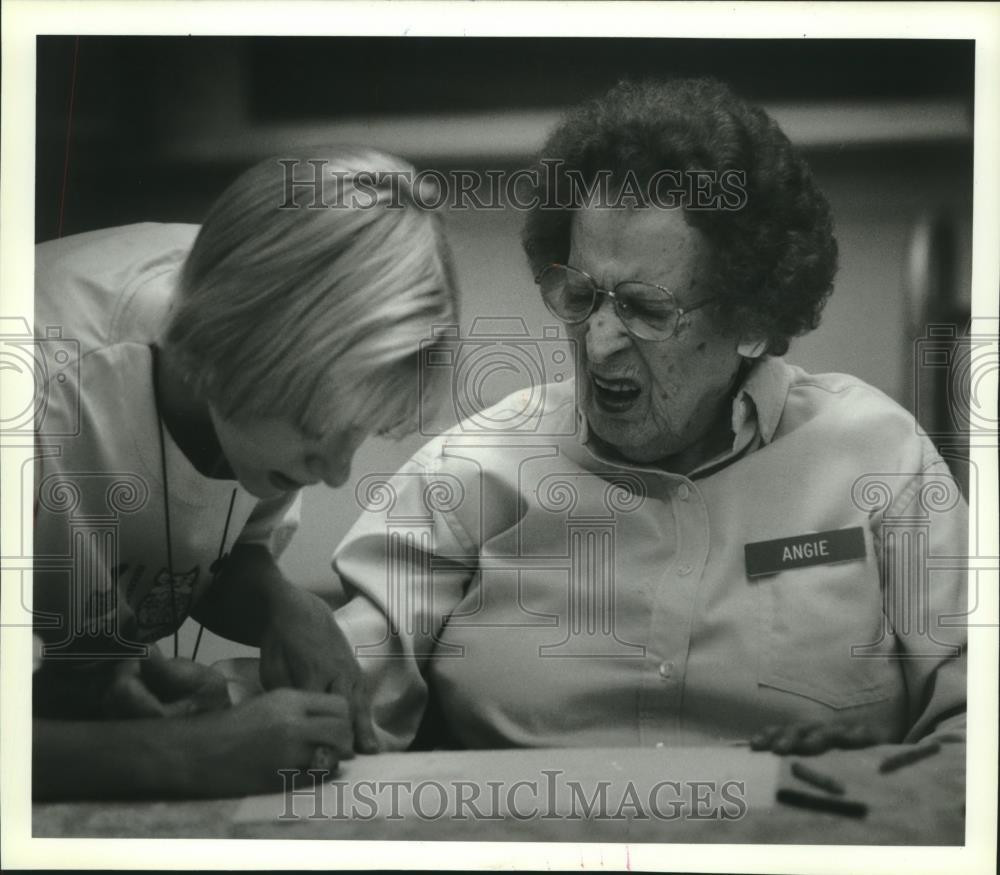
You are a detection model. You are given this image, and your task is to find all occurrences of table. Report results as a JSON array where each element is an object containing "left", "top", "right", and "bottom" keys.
[{"left": 33, "top": 741, "right": 964, "bottom": 844}]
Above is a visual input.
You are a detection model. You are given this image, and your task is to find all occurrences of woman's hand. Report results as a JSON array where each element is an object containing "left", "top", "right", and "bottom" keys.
[
  {"left": 174, "top": 688, "right": 356, "bottom": 796},
  {"left": 259, "top": 584, "right": 379, "bottom": 754},
  {"left": 189, "top": 543, "right": 378, "bottom": 754},
  {"left": 102, "top": 651, "right": 232, "bottom": 718},
  {"left": 750, "top": 720, "right": 889, "bottom": 755},
  {"left": 34, "top": 687, "right": 357, "bottom": 799}
]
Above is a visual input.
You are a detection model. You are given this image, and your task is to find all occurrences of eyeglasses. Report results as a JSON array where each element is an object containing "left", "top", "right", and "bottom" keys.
[{"left": 535, "top": 263, "right": 717, "bottom": 342}]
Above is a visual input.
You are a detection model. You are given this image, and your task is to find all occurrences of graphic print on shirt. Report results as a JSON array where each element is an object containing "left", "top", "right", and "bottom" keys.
[{"left": 124, "top": 564, "right": 201, "bottom": 638}]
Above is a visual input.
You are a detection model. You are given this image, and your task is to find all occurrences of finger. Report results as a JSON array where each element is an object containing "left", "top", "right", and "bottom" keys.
[
  {"left": 280, "top": 747, "right": 343, "bottom": 793},
  {"left": 750, "top": 725, "right": 783, "bottom": 751},
  {"left": 141, "top": 655, "right": 231, "bottom": 712},
  {"left": 796, "top": 725, "right": 837, "bottom": 755},
  {"left": 348, "top": 675, "right": 380, "bottom": 755},
  {"left": 104, "top": 674, "right": 167, "bottom": 718},
  {"left": 772, "top": 723, "right": 818, "bottom": 754},
  {"left": 160, "top": 680, "right": 233, "bottom": 717},
  {"left": 841, "top": 723, "right": 880, "bottom": 749},
  {"left": 187, "top": 675, "right": 233, "bottom": 713},
  {"left": 142, "top": 656, "right": 218, "bottom": 697},
  {"left": 301, "top": 716, "right": 356, "bottom": 758},
  {"left": 141, "top": 654, "right": 195, "bottom": 692},
  {"left": 296, "top": 690, "right": 353, "bottom": 718}
]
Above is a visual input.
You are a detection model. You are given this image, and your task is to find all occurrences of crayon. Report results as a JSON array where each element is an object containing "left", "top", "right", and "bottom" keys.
[
  {"left": 776, "top": 788, "right": 868, "bottom": 818},
  {"left": 791, "top": 761, "right": 846, "bottom": 795}
]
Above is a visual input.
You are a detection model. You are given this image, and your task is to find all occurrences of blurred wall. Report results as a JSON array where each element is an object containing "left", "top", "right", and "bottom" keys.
[{"left": 34, "top": 37, "right": 975, "bottom": 663}]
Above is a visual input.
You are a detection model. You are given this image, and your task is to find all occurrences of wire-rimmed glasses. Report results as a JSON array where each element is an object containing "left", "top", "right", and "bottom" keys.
[{"left": 535, "top": 263, "right": 716, "bottom": 341}]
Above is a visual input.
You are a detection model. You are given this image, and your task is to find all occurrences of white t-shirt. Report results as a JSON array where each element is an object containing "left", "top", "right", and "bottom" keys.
[{"left": 34, "top": 224, "right": 299, "bottom": 650}]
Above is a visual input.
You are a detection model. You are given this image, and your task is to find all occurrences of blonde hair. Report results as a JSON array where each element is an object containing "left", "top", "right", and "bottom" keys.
[{"left": 163, "top": 147, "right": 459, "bottom": 437}]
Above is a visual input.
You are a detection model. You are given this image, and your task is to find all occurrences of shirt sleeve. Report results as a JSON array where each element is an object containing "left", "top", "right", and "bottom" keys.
[
  {"left": 874, "top": 450, "right": 968, "bottom": 744},
  {"left": 235, "top": 491, "right": 302, "bottom": 559},
  {"left": 331, "top": 450, "right": 478, "bottom": 751}
]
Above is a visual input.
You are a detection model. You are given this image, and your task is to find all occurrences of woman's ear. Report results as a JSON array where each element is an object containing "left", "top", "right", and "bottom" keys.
[{"left": 736, "top": 338, "right": 768, "bottom": 359}]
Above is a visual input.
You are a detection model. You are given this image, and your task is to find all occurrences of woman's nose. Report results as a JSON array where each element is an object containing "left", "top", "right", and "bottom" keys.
[
  {"left": 322, "top": 459, "right": 352, "bottom": 489},
  {"left": 306, "top": 452, "right": 353, "bottom": 489},
  {"left": 585, "top": 294, "right": 632, "bottom": 362}
]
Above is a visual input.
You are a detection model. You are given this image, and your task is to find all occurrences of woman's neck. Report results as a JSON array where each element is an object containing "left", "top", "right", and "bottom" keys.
[{"left": 151, "top": 345, "right": 233, "bottom": 479}]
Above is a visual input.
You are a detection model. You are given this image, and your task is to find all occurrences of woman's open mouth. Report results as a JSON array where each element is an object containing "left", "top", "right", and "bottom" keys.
[{"left": 590, "top": 374, "right": 641, "bottom": 413}]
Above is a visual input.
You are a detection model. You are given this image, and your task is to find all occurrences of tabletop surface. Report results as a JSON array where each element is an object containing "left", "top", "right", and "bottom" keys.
[{"left": 33, "top": 741, "right": 965, "bottom": 844}]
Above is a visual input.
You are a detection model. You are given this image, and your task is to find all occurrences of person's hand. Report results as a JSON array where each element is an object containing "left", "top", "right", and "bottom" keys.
[
  {"left": 177, "top": 688, "right": 355, "bottom": 796},
  {"left": 102, "top": 651, "right": 231, "bottom": 719},
  {"left": 259, "top": 585, "right": 378, "bottom": 754},
  {"left": 750, "top": 720, "right": 889, "bottom": 755}
]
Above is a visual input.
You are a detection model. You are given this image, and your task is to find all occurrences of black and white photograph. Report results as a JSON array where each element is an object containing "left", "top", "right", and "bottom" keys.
[{"left": 2, "top": 1, "right": 997, "bottom": 871}]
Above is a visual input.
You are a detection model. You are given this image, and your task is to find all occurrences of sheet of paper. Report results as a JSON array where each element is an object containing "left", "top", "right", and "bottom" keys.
[{"left": 234, "top": 746, "right": 779, "bottom": 824}]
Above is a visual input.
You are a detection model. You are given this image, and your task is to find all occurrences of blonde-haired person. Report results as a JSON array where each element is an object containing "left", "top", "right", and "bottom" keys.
[{"left": 32, "top": 148, "right": 459, "bottom": 799}]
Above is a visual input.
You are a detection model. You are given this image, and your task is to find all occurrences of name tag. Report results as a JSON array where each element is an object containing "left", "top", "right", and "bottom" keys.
[{"left": 744, "top": 527, "right": 866, "bottom": 578}]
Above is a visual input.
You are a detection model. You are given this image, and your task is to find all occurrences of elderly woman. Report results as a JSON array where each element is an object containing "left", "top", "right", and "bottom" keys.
[
  {"left": 331, "top": 79, "right": 966, "bottom": 754},
  {"left": 32, "top": 148, "right": 459, "bottom": 797}
]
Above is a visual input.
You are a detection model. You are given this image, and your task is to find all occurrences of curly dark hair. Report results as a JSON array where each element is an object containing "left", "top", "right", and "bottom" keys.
[{"left": 521, "top": 78, "right": 838, "bottom": 355}]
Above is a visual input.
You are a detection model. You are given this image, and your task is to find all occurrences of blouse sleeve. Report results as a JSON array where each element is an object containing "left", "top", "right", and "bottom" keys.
[{"left": 331, "top": 449, "right": 479, "bottom": 751}]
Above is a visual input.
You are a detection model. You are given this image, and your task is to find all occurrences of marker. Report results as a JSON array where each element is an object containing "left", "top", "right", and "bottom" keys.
[
  {"left": 879, "top": 741, "right": 942, "bottom": 774},
  {"left": 791, "top": 761, "right": 846, "bottom": 795},
  {"left": 776, "top": 788, "right": 868, "bottom": 819}
]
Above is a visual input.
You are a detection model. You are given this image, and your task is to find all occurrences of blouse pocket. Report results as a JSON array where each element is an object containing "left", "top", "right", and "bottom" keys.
[{"left": 756, "top": 551, "right": 899, "bottom": 710}]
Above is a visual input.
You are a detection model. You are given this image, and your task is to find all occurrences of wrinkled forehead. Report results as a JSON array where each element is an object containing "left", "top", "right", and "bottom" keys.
[{"left": 568, "top": 205, "right": 707, "bottom": 291}]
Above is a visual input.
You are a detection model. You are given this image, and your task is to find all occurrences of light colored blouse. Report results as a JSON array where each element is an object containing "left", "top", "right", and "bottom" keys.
[{"left": 333, "top": 358, "right": 967, "bottom": 751}]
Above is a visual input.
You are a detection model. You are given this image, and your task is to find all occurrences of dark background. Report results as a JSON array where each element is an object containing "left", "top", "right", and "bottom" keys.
[{"left": 36, "top": 36, "right": 974, "bottom": 240}]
